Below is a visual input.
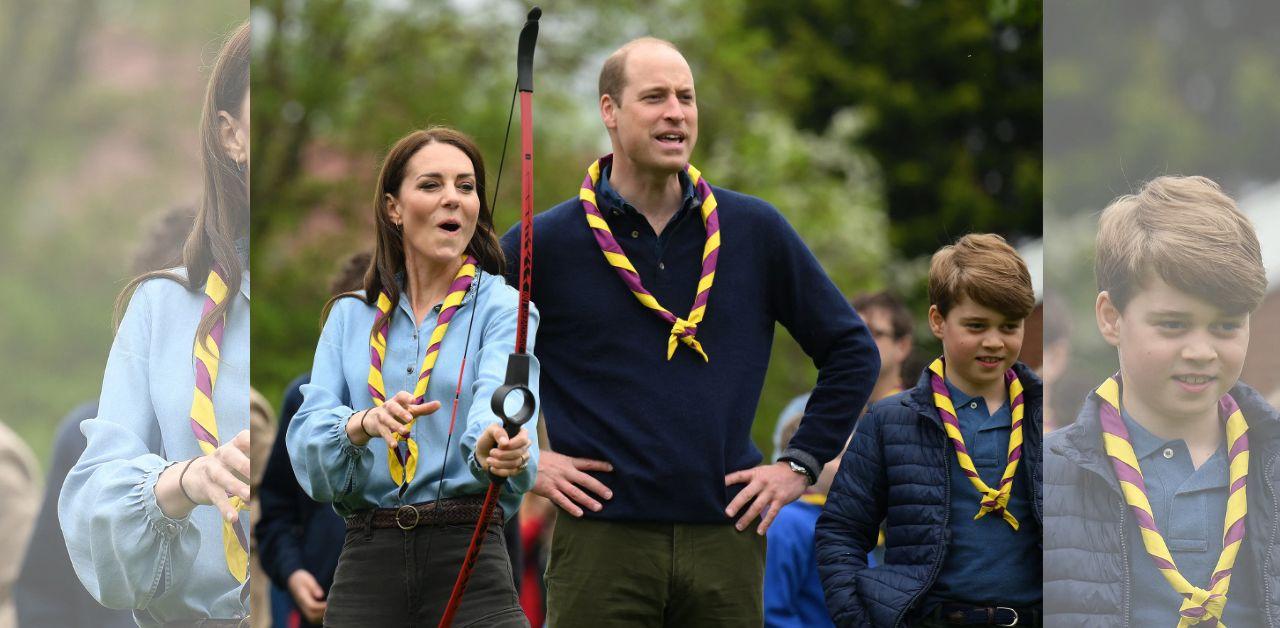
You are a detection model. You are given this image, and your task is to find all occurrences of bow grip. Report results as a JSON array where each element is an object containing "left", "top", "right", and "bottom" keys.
[{"left": 491, "top": 352, "right": 536, "bottom": 438}]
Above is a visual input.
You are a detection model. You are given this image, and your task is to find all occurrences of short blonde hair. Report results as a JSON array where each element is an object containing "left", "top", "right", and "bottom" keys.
[
  {"left": 929, "top": 233, "right": 1035, "bottom": 320},
  {"left": 1095, "top": 175, "right": 1265, "bottom": 315}
]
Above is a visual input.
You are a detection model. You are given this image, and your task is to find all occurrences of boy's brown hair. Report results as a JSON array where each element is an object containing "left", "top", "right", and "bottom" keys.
[
  {"left": 1095, "top": 175, "right": 1265, "bottom": 315},
  {"left": 929, "top": 233, "right": 1035, "bottom": 320}
]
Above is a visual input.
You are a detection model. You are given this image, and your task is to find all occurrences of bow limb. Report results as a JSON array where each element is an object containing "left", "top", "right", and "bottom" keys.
[{"left": 437, "top": 7, "right": 541, "bottom": 627}]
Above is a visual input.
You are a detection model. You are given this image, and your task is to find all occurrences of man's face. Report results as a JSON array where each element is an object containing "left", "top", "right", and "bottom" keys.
[
  {"left": 863, "top": 307, "right": 910, "bottom": 383},
  {"left": 601, "top": 44, "right": 698, "bottom": 175},
  {"left": 929, "top": 296, "right": 1025, "bottom": 396},
  {"left": 1097, "top": 277, "right": 1249, "bottom": 425}
]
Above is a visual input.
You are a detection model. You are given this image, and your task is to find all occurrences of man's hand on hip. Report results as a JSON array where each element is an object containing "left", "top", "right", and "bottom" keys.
[
  {"left": 724, "top": 461, "right": 808, "bottom": 535},
  {"left": 532, "top": 450, "right": 614, "bottom": 517}
]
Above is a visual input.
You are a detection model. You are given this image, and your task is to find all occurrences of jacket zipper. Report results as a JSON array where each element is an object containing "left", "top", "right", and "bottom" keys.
[
  {"left": 1116, "top": 496, "right": 1132, "bottom": 626},
  {"left": 894, "top": 420, "right": 952, "bottom": 628}
]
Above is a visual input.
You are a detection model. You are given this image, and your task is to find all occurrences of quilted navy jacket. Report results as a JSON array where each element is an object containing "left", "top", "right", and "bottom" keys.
[
  {"left": 1044, "top": 381, "right": 1280, "bottom": 627},
  {"left": 815, "top": 364, "right": 1044, "bottom": 627}
]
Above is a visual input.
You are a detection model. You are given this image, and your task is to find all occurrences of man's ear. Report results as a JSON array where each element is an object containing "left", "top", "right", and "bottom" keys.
[
  {"left": 218, "top": 110, "right": 247, "bottom": 167},
  {"left": 1095, "top": 291, "right": 1122, "bottom": 348},
  {"left": 600, "top": 93, "right": 618, "bottom": 132}
]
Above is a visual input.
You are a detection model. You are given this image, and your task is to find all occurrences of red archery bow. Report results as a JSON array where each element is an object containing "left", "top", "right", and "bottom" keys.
[{"left": 437, "top": 7, "right": 540, "bottom": 626}]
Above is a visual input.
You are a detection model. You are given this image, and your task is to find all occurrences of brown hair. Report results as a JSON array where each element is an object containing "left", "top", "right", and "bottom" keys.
[
  {"left": 598, "top": 37, "right": 681, "bottom": 105},
  {"left": 851, "top": 291, "right": 913, "bottom": 339},
  {"left": 324, "top": 127, "right": 505, "bottom": 334},
  {"left": 1095, "top": 175, "right": 1265, "bottom": 315},
  {"left": 929, "top": 233, "right": 1035, "bottom": 320},
  {"left": 114, "top": 21, "right": 250, "bottom": 344}
]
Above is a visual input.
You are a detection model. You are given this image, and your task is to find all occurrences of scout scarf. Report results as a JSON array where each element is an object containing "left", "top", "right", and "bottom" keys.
[
  {"left": 368, "top": 255, "right": 477, "bottom": 493},
  {"left": 928, "top": 357, "right": 1026, "bottom": 530},
  {"left": 1096, "top": 375, "right": 1249, "bottom": 627},
  {"left": 188, "top": 264, "right": 250, "bottom": 583},
  {"left": 579, "top": 154, "right": 719, "bottom": 361}
]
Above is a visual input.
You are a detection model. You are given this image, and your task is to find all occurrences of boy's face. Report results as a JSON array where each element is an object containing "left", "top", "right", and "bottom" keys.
[
  {"left": 1096, "top": 276, "right": 1249, "bottom": 425},
  {"left": 928, "top": 296, "right": 1025, "bottom": 396}
]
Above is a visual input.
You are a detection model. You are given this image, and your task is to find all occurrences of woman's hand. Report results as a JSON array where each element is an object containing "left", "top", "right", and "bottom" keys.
[
  {"left": 475, "top": 424, "right": 531, "bottom": 478},
  {"left": 345, "top": 391, "right": 442, "bottom": 447},
  {"left": 156, "top": 429, "right": 251, "bottom": 521}
]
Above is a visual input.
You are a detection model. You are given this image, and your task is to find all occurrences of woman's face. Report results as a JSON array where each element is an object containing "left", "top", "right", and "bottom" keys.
[{"left": 387, "top": 142, "right": 480, "bottom": 267}]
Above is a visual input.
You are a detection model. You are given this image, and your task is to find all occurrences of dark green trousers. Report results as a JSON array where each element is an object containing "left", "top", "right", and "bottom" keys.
[{"left": 544, "top": 515, "right": 767, "bottom": 627}]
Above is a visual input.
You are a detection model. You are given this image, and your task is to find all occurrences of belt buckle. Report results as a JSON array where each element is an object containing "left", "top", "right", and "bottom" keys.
[
  {"left": 395, "top": 504, "right": 420, "bottom": 530},
  {"left": 995, "top": 607, "right": 1019, "bottom": 627}
]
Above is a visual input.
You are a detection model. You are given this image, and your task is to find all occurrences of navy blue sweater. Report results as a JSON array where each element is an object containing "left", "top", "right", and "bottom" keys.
[{"left": 500, "top": 180, "right": 878, "bottom": 523}]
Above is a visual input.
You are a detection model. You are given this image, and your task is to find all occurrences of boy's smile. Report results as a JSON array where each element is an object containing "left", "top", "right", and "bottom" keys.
[{"left": 1097, "top": 277, "right": 1250, "bottom": 428}]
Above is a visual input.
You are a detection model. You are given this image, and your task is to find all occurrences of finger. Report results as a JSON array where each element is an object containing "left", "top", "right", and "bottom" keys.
[
  {"left": 231, "top": 429, "right": 251, "bottom": 454},
  {"left": 377, "top": 419, "right": 399, "bottom": 445},
  {"left": 209, "top": 461, "right": 250, "bottom": 502},
  {"left": 568, "top": 470, "right": 613, "bottom": 500},
  {"left": 205, "top": 483, "right": 237, "bottom": 522},
  {"left": 498, "top": 430, "right": 531, "bottom": 451},
  {"left": 490, "top": 423, "right": 509, "bottom": 449},
  {"left": 725, "top": 479, "right": 762, "bottom": 517},
  {"left": 548, "top": 490, "right": 585, "bottom": 517},
  {"left": 570, "top": 458, "right": 614, "bottom": 473},
  {"left": 724, "top": 468, "right": 754, "bottom": 486},
  {"left": 377, "top": 411, "right": 410, "bottom": 437},
  {"left": 382, "top": 400, "right": 413, "bottom": 425},
  {"left": 559, "top": 481, "right": 603, "bottom": 512},
  {"left": 757, "top": 499, "right": 782, "bottom": 535},
  {"left": 736, "top": 490, "right": 771, "bottom": 532},
  {"left": 408, "top": 400, "right": 442, "bottom": 416},
  {"left": 392, "top": 390, "right": 416, "bottom": 406},
  {"left": 218, "top": 445, "right": 251, "bottom": 482}
]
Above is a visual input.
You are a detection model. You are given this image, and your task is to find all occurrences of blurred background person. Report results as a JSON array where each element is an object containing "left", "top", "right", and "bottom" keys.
[
  {"left": 0, "top": 422, "right": 39, "bottom": 628},
  {"left": 256, "top": 251, "right": 369, "bottom": 628},
  {"left": 14, "top": 205, "right": 194, "bottom": 628},
  {"left": 58, "top": 20, "right": 252, "bottom": 627}
]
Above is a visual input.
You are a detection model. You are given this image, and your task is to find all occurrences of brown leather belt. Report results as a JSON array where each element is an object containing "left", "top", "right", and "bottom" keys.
[{"left": 345, "top": 495, "right": 505, "bottom": 531}]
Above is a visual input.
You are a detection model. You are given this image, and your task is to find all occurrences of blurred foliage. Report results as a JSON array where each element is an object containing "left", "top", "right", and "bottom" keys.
[
  {"left": 0, "top": 1, "right": 248, "bottom": 469},
  {"left": 251, "top": 0, "right": 1039, "bottom": 456},
  {"left": 1043, "top": 0, "right": 1280, "bottom": 422}
]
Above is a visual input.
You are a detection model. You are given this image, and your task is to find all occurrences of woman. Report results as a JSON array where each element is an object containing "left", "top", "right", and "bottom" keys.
[
  {"left": 58, "top": 21, "right": 252, "bottom": 628},
  {"left": 287, "top": 127, "right": 538, "bottom": 627}
]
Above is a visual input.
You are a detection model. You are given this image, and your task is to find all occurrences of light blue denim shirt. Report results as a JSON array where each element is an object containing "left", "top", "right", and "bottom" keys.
[
  {"left": 59, "top": 265, "right": 251, "bottom": 627},
  {"left": 287, "top": 270, "right": 539, "bottom": 520}
]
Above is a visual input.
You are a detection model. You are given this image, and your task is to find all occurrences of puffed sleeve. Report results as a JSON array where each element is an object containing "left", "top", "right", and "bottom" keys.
[
  {"left": 58, "top": 283, "right": 202, "bottom": 609},
  {"left": 286, "top": 298, "right": 374, "bottom": 507}
]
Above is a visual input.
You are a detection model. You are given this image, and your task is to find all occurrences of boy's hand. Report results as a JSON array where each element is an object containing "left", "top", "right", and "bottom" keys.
[{"left": 724, "top": 462, "right": 808, "bottom": 535}]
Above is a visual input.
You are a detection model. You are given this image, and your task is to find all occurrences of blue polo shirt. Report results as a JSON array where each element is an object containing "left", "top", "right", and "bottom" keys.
[
  {"left": 926, "top": 380, "right": 1041, "bottom": 608},
  {"left": 1121, "top": 411, "right": 1261, "bottom": 627},
  {"left": 500, "top": 163, "right": 879, "bottom": 523}
]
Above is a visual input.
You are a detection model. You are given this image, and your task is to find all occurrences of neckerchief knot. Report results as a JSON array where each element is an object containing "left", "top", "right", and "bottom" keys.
[
  {"left": 667, "top": 318, "right": 707, "bottom": 361},
  {"left": 928, "top": 357, "right": 1025, "bottom": 531}
]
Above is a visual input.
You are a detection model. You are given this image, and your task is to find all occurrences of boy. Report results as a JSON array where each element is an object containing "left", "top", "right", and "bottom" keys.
[
  {"left": 1044, "top": 176, "right": 1279, "bottom": 627},
  {"left": 816, "top": 234, "right": 1043, "bottom": 627}
]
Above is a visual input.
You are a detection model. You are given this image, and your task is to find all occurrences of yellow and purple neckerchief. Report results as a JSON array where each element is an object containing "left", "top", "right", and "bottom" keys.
[
  {"left": 367, "top": 256, "right": 477, "bottom": 494},
  {"left": 579, "top": 154, "right": 720, "bottom": 361},
  {"left": 928, "top": 357, "right": 1025, "bottom": 530},
  {"left": 188, "top": 264, "right": 249, "bottom": 583},
  {"left": 1097, "top": 375, "right": 1249, "bottom": 627}
]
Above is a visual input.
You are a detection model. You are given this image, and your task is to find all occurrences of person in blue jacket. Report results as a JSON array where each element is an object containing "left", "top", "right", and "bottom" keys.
[{"left": 816, "top": 234, "right": 1043, "bottom": 627}]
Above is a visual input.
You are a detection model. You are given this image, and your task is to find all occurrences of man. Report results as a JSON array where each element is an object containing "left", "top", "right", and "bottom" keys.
[{"left": 500, "top": 37, "right": 878, "bottom": 626}]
